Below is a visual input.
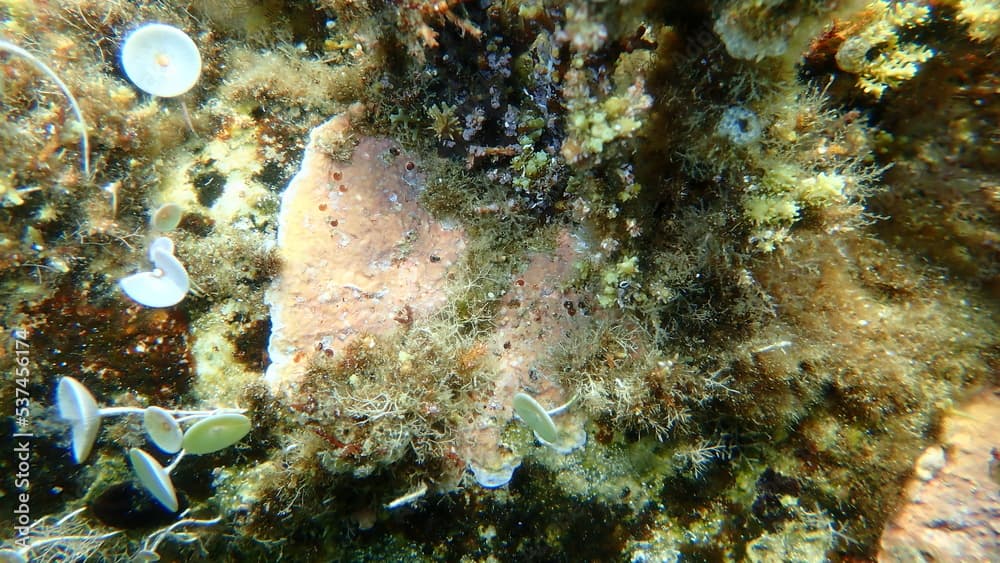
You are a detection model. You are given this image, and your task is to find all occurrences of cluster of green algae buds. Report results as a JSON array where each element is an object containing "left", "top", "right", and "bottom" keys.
[
  {"left": 0, "top": 375, "right": 250, "bottom": 563},
  {"left": 0, "top": 0, "right": 997, "bottom": 560},
  {"left": 55, "top": 376, "right": 251, "bottom": 512}
]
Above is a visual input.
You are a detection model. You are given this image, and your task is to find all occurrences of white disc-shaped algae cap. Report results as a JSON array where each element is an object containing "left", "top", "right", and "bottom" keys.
[
  {"left": 181, "top": 413, "right": 251, "bottom": 455},
  {"left": 129, "top": 448, "right": 179, "bottom": 512},
  {"left": 147, "top": 236, "right": 176, "bottom": 258},
  {"left": 56, "top": 376, "right": 102, "bottom": 464},
  {"left": 144, "top": 406, "right": 183, "bottom": 454},
  {"left": 120, "top": 238, "right": 190, "bottom": 307},
  {"left": 512, "top": 392, "right": 559, "bottom": 444},
  {"left": 469, "top": 459, "right": 521, "bottom": 488},
  {"left": 121, "top": 23, "right": 202, "bottom": 98}
]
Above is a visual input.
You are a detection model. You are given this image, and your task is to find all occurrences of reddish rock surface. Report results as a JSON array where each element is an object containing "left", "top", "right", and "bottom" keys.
[{"left": 879, "top": 387, "right": 1000, "bottom": 561}]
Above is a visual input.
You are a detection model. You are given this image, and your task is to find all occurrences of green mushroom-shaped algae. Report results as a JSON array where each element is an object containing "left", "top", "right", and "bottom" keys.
[
  {"left": 181, "top": 413, "right": 251, "bottom": 455},
  {"left": 512, "top": 392, "right": 560, "bottom": 443}
]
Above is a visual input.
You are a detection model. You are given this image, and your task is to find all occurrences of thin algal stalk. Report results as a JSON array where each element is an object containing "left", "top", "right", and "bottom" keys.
[{"left": 0, "top": 39, "right": 90, "bottom": 178}]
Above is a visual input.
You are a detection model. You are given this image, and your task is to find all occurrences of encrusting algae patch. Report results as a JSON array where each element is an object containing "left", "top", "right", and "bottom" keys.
[
  {"left": 266, "top": 110, "right": 466, "bottom": 393},
  {"left": 464, "top": 230, "right": 591, "bottom": 486}
]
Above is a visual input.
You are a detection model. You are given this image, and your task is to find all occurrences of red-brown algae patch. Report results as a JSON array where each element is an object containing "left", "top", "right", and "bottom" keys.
[
  {"left": 265, "top": 116, "right": 466, "bottom": 394},
  {"left": 27, "top": 283, "right": 192, "bottom": 403}
]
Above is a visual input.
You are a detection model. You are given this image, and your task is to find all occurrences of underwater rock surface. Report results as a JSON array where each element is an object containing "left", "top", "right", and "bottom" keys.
[
  {"left": 0, "top": 0, "right": 997, "bottom": 561},
  {"left": 879, "top": 389, "right": 1000, "bottom": 561}
]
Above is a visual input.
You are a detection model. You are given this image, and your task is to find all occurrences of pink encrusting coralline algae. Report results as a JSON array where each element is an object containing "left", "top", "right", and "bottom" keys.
[
  {"left": 267, "top": 111, "right": 589, "bottom": 488},
  {"left": 265, "top": 112, "right": 466, "bottom": 394},
  {"left": 465, "top": 231, "right": 590, "bottom": 486}
]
